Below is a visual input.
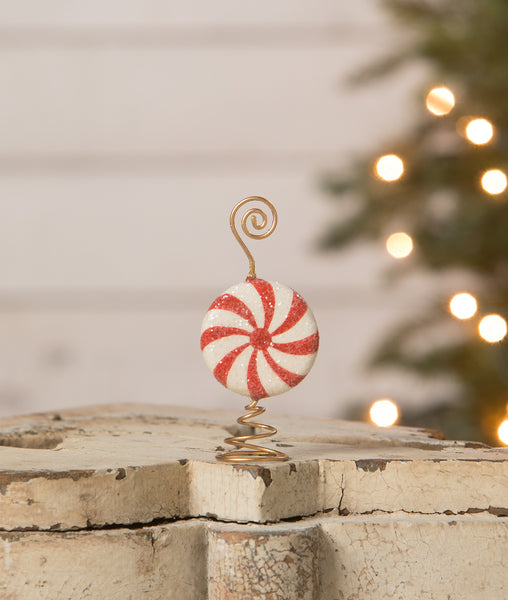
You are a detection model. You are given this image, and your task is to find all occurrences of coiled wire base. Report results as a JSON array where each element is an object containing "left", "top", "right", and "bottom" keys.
[{"left": 216, "top": 398, "right": 289, "bottom": 463}]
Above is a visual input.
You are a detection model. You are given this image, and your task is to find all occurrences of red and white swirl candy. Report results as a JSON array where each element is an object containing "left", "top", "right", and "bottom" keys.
[{"left": 201, "top": 278, "right": 319, "bottom": 400}]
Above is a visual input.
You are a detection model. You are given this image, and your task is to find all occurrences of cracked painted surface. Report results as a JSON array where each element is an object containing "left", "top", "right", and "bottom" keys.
[
  {"left": 0, "top": 404, "right": 506, "bottom": 530},
  {"left": 1, "top": 515, "right": 506, "bottom": 599},
  {"left": 325, "top": 458, "right": 508, "bottom": 516},
  {"left": 1, "top": 405, "right": 508, "bottom": 597},
  {"left": 208, "top": 523, "right": 320, "bottom": 600},
  {"left": 0, "top": 520, "right": 207, "bottom": 599},
  {"left": 320, "top": 514, "right": 508, "bottom": 599}
]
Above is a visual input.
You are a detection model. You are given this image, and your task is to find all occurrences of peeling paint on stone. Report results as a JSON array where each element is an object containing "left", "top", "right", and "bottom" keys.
[
  {"left": 354, "top": 459, "right": 389, "bottom": 472},
  {"left": 464, "top": 441, "right": 490, "bottom": 449},
  {"left": 115, "top": 468, "right": 126, "bottom": 480},
  {"left": 419, "top": 427, "right": 445, "bottom": 439},
  {"left": 234, "top": 465, "right": 273, "bottom": 488},
  {"left": 488, "top": 506, "right": 508, "bottom": 517},
  {"left": 0, "top": 469, "right": 95, "bottom": 496}
]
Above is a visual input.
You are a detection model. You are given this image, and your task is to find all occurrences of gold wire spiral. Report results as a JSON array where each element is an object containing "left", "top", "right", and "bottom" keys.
[
  {"left": 230, "top": 196, "right": 278, "bottom": 279},
  {"left": 216, "top": 398, "right": 289, "bottom": 463}
]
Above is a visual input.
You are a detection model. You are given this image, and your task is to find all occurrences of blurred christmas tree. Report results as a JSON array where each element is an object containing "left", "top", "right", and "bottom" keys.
[{"left": 321, "top": 0, "right": 508, "bottom": 445}]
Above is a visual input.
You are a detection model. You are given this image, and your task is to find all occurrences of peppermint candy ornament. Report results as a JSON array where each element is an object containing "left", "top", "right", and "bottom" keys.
[
  {"left": 201, "top": 197, "right": 319, "bottom": 463},
  {"left": 201, "top": 278, "right": 318, "bottom": 400}
]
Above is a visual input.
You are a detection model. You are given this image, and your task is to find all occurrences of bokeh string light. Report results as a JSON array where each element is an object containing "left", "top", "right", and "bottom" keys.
[
  {"left": 498, "top": 418, "right": 508, "bottom": 446},
  {"left": 369, "top": 399, "right": 399, "bottom": 427},
  {"left": 481, "top": 169, "right": 507, "bottom": 195},
  {"left": 465, "top": 118, "right": 494, "bottom": 145},
  {"left": 425, "top": 87, "right": 455, "bottom": 116},
  {"left": 478, "top": 314, "right": 507, "bottom": 343},
  {"left": 449, "top": 292, "right": 477, "bottom": 320},
  {"left": 375, "top": 154, "right": 404, "bottom": 181},
  {"left": 386, "top": 232, "right": 413, "bottom": 258}
]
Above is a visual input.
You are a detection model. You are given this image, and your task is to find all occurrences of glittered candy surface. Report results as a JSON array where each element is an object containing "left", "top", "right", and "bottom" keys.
[{"left": 201, "top": 278, "right": 319, "bottom": 400}]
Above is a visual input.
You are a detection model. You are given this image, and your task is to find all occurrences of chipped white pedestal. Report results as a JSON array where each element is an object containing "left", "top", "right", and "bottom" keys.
[{"left": 0, "top": 404, "right": 507, "bottom": 599}]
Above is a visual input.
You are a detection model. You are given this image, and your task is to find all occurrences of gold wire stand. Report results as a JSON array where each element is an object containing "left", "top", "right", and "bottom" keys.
[
  {"left": 217, "top": 197, "right": 287, "bottom": 463},
  {"left": 216, "top": 398, "right": 289, "bottom": 463}
]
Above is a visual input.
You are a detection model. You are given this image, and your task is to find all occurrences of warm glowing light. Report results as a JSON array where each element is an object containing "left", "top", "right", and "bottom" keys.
[
  {"left": 481, "top": 169, "right": 507, "bottom": 195},
  {"left": 386, "top": 232, "right": 413, "bottom": 258},
  {"left": 465, "top": 118, "right": 494, "bottom": 145},
  {"left": 370, "top": 399, "right": 399, "bottom": 427},
  {"left": 498, "top": 419, "right": 508, "bottom": 445},
  {"left": 479, "top": 314, "right": 507, "bottom": 343},
  {"left": 449, "top": 293, "right": 478, "bottom": 320},
  {"left": 425, "top": 87, "right": 455, "bottom": 116},
  {"left": 375, "top": 154, "right": 404, "bottom": 182}
]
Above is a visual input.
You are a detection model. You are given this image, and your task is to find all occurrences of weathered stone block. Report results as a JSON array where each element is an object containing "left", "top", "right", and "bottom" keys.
[{"left": 0, "top": 404, "right": 506, "bottom": 598}]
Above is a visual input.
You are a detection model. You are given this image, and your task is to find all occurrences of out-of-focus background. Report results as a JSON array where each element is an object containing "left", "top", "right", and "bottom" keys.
[
  {"left": 0, "top": 1, "right": 414, "bottom": 417},
  {"left": 1, "top": 1, "right": 507, "bottom": 445}
]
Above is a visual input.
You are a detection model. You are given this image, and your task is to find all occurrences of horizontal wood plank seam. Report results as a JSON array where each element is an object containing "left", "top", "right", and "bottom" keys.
[
  {"left": 0, "top": 25, "right": 391, "bottom": 48},
  {"left": 0, "top": 288, "right": 428, "bottom": 311},
  {"left": 0, "top": 152, "right": 337, "bottom": 174}
]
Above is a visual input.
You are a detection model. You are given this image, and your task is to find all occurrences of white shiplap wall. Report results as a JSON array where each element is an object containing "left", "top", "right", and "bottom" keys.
[{"left": 0, "top": 1, "right": 439, "bottom": 419}]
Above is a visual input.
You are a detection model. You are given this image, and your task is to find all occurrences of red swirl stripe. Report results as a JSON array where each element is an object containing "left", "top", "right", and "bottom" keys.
[
  {"left": 200, "top": 326, "right": 250, "bottom": 350},
  {"left": 248, "top": 277, "right": 275, "bottom": 330},
  {"left": 213, "top": 343, "right": 250, "bottom": 387},
  {"left": 272, "top": 333, "right": 319, "bottom": 355},
  {"left": 209, "top": 294, "right": 257, "bottom": 329},
  {"left": 247, "top": 350, "right": 268, "bottom": 400},
  {"left": 263, "top": 350, "right": 305, "bottom": 388},
  {"left": 271, "top": 291, "right": 308, "bottom": 337}
]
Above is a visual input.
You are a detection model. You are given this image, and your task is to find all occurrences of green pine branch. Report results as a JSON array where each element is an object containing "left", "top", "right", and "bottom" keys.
[{"left": 322, "top": 0, "right": 508, "bottom": 444}]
